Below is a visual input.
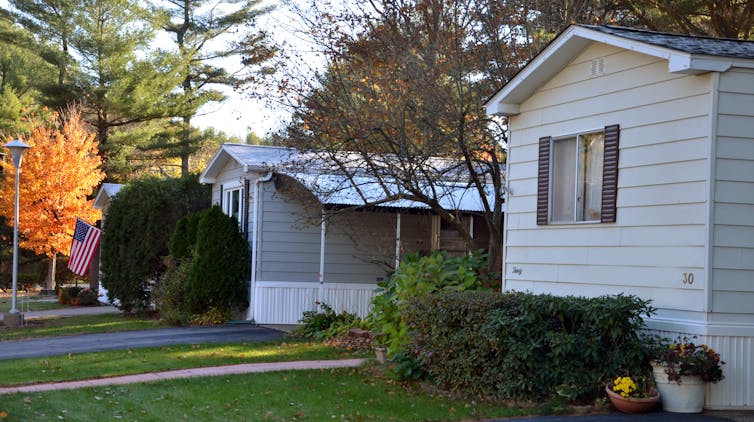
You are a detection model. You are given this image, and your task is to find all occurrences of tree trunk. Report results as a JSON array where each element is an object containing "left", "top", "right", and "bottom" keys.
[
  {"left": 47, "top": 253, "right": 57, "bottom": 290},
  {"left": 181, "top": 116, "right": 191, "bottom": 176}
]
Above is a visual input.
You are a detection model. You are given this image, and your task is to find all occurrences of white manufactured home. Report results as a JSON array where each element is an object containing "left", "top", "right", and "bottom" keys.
[
  {"left": 200, "top": 144, "right": 497, "bottom": 325},
  {"left": 93, "top": 183, "right": 123, "bottom": 303},
  {"left": 486, "top": 25, "right": 754, "bottom": 409}
]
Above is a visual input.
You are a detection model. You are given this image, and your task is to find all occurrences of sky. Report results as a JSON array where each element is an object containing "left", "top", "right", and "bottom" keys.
[
  {"left": 0, "top": 0, "right": 316, "bottom": 142},
  {"left": 177, "top": 2, "right": 303, "bottom": 140}
]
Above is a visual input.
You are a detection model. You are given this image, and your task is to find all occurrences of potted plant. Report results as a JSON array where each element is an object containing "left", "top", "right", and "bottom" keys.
[
  {"left": 651, "top": 337, "right": 725, "bottom": 413},
  {"left": 605, "top": 376, "right": 660, "bottom": 413}
]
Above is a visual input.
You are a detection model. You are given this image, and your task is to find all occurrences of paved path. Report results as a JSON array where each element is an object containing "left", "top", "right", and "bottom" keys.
[
  {"left": 0, "top": 305, "right": 120, "bottom": 321},
  {"left": 0, "top": 358, "right": 366, "bottom": 395},
  {"left": 0, "top": 324, "right": 285, "bottom": 360}
]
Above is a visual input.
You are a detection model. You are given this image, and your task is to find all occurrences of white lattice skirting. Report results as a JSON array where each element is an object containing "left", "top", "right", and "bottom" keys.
[{"left": 251, "top": 281, "right": 378, "bottom": 325}]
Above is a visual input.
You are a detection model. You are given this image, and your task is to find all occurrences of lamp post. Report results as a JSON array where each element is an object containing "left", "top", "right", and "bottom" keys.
[{"left": 4, "top": 139, "right": 30, "bottom": 319}]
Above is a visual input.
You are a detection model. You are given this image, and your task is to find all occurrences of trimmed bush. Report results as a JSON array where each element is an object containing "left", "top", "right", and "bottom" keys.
[
  {"left": 407, "top": 291, "right": 510, "bottom": 394},
  {"left": 184, "top": 206, "right": 249, "bottom": 313},
  {"left": 408, "top": 291, "right": 655, "bottom": 402},
  {"left": 76, "top": 288, "right": 99, "bottom": 306}
]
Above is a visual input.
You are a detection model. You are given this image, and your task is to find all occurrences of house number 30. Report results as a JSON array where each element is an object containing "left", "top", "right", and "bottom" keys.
[{"left": 682, "top": 273, "right": 695, "bottom": 285}]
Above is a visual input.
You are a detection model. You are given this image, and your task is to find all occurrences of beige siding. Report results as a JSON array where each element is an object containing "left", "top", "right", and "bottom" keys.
[
  {"left": 711, "top": 69, "right": 754, "bottom": 315},
  {"left": 504, "top": 42, "right": 711, "bottom": 317}
]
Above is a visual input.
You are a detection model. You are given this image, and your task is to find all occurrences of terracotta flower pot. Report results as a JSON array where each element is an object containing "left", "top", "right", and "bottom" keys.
[{"left": 605, "top": 386, "right": 660, "bottom": 414}]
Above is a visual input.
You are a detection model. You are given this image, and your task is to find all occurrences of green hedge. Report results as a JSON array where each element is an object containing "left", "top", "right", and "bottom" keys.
[
  {"left": 100, "top": 175, "right": 209, "bottom": 313},
  {"left": 408, "top": 291, "right": 654, "bottom": 402}
]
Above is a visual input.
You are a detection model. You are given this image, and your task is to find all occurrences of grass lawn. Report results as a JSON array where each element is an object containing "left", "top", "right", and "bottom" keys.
[
  {"left": 0, "top": 313, "right": 164, "bottom": 342},
  {"left": 0, "top": 296, "right": 64, "bottom": 313},
  {"left": 0, "top": 366, "right": 544, "bottom": 421},
  {"left": 0, "top": 341, "right": 366, "bottom": 386}
]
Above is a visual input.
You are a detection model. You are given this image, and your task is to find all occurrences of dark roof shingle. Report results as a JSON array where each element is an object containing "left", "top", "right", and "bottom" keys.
[{"left": 581, "top": 25, "right": 754, "bottom": 59}]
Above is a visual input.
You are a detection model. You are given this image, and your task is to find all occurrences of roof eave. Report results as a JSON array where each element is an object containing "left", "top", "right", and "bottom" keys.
[
  {"left": 199, "top": 143, "right": 270, "bottom": 184},
  {"left": 485, "top": 25, "right": 743, "bottom": 116}
]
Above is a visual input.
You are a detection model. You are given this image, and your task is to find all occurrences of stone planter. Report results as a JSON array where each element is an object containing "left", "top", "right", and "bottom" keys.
[
  {"left": 605, "top": 386, "right": 660, "bottom": 413},
  {"left": 374, "top": 346, "right": 387, "bottom": 364},
  {"left": 652, "top": 363, "right": 706, "bottom": 413}
]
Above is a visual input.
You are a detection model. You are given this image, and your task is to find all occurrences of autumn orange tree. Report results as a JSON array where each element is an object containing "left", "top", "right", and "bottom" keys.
[{"left": 0, "top": 108, "right": 104, "bottom": 289}]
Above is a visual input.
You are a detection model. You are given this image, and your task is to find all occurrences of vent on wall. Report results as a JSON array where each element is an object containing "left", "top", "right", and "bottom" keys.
[{"left": 590, "top": 57, "right": 606, "bottom": 77}]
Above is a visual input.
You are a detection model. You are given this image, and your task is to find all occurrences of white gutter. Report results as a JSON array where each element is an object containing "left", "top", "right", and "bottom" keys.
[
  {"left": 318, "top": 209, "right": 326, "bottom": 309},
  {"left": 394, "top": 212, "right": 401, "bottom": 269},
  {"left": 248, "top": 171, "right": 273, "bottom": 321}
]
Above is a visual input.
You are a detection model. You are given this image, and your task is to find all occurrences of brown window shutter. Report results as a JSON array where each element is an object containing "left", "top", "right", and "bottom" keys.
[
  {"left": 601, "top": 124, "right": 620, "bottom": 223},
  {"left": 537, "top": 136, "right": 551, "bottom": 225}
]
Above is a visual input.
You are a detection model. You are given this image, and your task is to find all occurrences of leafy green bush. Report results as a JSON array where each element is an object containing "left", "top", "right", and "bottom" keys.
[
  {"left": 368, "top": 250, "right": 493, "bottom": 356},
  {"left": 59, "top": 286, "right": 83, "bottom": 304},
  {"left": 184, "top": 206, "right": 249, "bottom": 313},
  {"left": 100, "top": 174, "right": 209, "bottom": 313},
  {"left": 76, "top": 288, "right": 99, "bottom": 306},
  {"left": 153, "top": 256, "right": 193, "bottom": 325},
  {"left": 190, "top": 306, "right": 233, "bottom": 325},
  {"left": 297, "top": 302, "right": 361, "bottom": 340},
  {"left": 408, "top": 290, "right": 655, "bottom": 402}
]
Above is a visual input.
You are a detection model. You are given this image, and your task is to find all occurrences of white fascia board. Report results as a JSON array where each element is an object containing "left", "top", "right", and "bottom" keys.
[
  {"left": 485, "top": 26, "right": 591, "bottom": 115},
  {"left": 199, "top": 149, "right": 226, "bottom": 184},
  {"left": 669, "top": 54, "right": 732, "bottom": 74},
  {"left": 93, "top": 188, "right": 111, "bottom": 210},
  {"left": 199, "top": 144, "right": 274, "bottom": 184}
]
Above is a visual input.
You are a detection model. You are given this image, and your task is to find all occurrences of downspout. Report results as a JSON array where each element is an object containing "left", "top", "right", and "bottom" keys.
[
  {"left": 248, "top": 171, "right": 273, "bottom": 321},
  {"left": 704, "top": 72, "right": 720, "bottom": 317},
  {"left": 501, "top": 123, "right": 511, "bottom": 292},
  {"left": 318, "top": 208, "right": 326, "bottom": 309},
  {"left": 395, "top": 212, "right": 401, "bottom": 269}
]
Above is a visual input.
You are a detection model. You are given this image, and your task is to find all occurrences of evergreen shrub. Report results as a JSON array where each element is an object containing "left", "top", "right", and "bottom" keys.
[
  {"left": 184, "top": 206, "right": 249, "bottom": 316},
  {"left": 168, "top": 211, "right": 204, "bottom": 260},
  {"left": 100, "top": 175, "right": 209, "bottom": 312},
  {"left": 408, "top": 291, "right": 655, "bottom": 402}
]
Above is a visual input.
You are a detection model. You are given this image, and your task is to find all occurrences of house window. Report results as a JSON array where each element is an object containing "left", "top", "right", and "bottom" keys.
[
  {"left": 551, "top": 131, "right": 604, "bottom": 222},
  {"left": 224, "top": 188, "right": 243, "bottom": 226},
  {"left": 537, "top": 125, "right": 619, "bottom": 225}
]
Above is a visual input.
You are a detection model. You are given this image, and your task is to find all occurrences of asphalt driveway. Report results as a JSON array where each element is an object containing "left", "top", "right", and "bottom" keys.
[{"left": 0, "top": 324, "right": 285, "bottom": 360}]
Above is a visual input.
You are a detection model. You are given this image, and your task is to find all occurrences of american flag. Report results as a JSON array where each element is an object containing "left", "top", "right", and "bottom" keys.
[{"left": 68, "top": 218, "right": 102, "bottom": 276}]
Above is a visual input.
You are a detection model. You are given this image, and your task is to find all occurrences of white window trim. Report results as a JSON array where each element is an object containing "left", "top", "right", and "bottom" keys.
[
  {"left": 223, "top": 185, "right": 244, "bottom": 228},
  {"left": 548, "top": 129, "right": 604, "bottom": 225}
]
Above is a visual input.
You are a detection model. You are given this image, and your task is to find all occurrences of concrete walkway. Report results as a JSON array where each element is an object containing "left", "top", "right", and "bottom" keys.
[
  {"left": 0, "top": 358, "right": 366, "bottom": 395},
  {"left": 0, "top": 305, "right": 120, "bottom": 321}
]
